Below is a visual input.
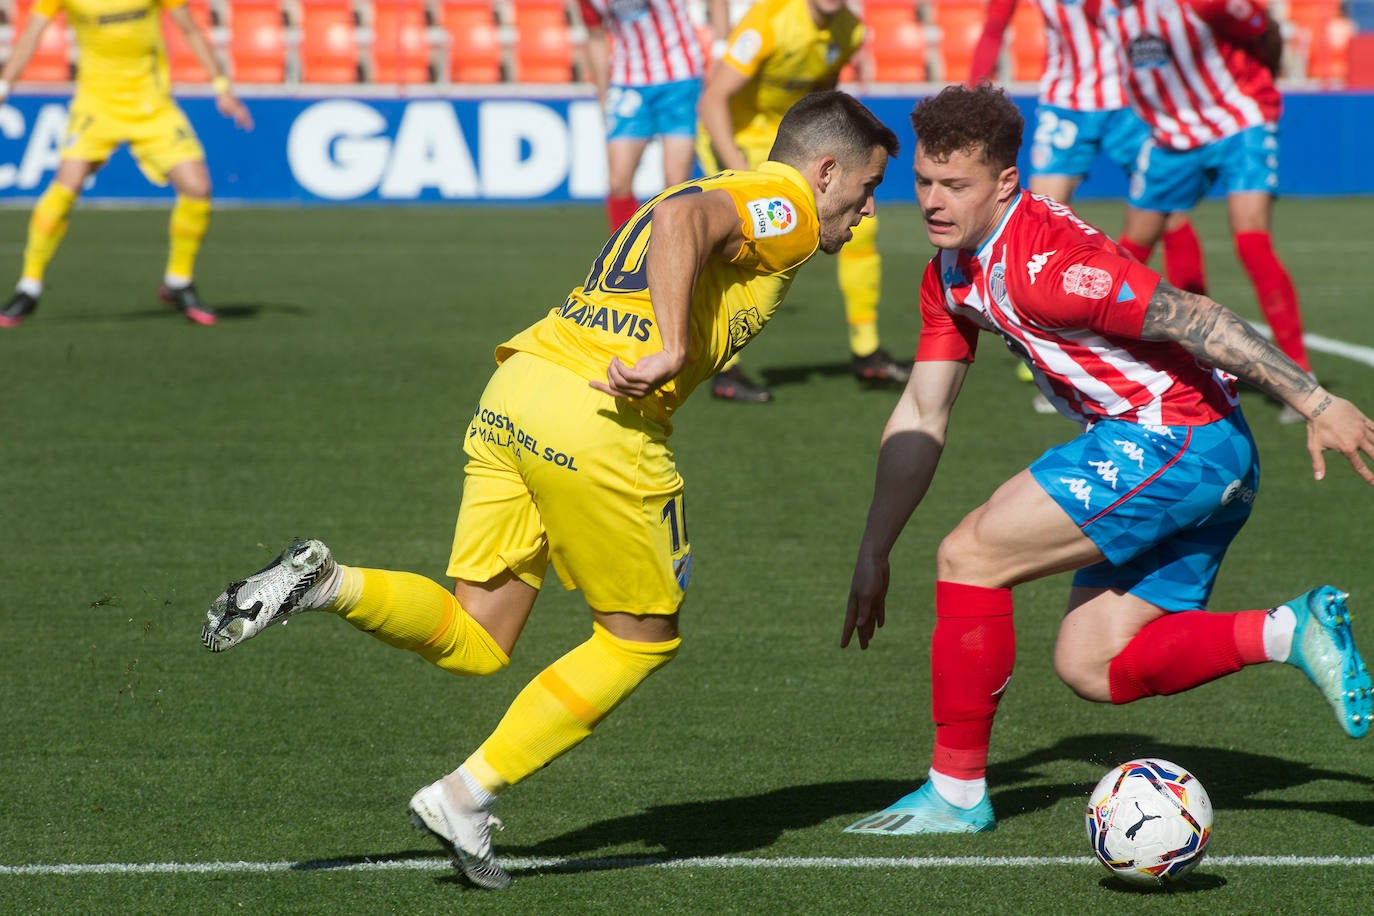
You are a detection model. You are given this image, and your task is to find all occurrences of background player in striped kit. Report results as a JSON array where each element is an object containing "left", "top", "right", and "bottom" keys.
[
  {"left": 1088, "top": 0, "right": 1314, "bottom": 421},
  {"left": 577, "top": 0, "right": 730, "bottom": 233},
  {"left": 841, "top": 84, "right": 1372, "bottom": 837}
]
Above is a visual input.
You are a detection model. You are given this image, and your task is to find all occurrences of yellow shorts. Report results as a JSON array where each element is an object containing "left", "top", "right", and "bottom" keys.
[
  {"left": 62, "top": 96, "right": 205, "bottom": 186},
  {"left": 447, "top": 352, "right": 691, "bottom": 616}
]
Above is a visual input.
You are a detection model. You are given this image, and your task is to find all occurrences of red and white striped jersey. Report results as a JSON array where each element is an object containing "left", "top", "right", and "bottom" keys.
[
  {"left": 1088, "top": 0, "right": 1280, "bottom": 149},
  {"left": 917, "top": 191, "right": 1238, "bottom": 427},
  {"left": 577, "top": 0, "right": 707, "bottom": 86},
  {"left": 1034, "top": 0, "right": 1130, "bottom": 112}
]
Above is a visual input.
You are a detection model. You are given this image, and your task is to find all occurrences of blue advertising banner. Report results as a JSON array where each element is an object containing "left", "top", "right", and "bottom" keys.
[{"left": 2, "top": 90, "right": 1372, "bottom": 204}]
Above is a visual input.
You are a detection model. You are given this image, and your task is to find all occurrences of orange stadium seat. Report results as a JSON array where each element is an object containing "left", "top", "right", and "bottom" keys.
[
  {"left": 369, "top": 0, "right": 434, "bottom": 84},
  {"left": 161, "top": 0, "right": 216, "bottom": 83},
  {"left": 509, "top": 0, "right": 575, "bottom": 83},
  {"left": 1009, "top": 2, "right": 1046, "bottom": 82},
  {"left": 439, "top": 0, "right": 505, "bottom": 83},
  {"left": 11, "top": 1, "right": 72, "bottom": 82},
  {"left": 929, "top": 0, "right": 987, "bottom": 84},
  {"left": 299, "top": 0, "right": 362, "bottom": 83},
  {"left": 227, "top": 0, "right": 289, "bottom": 83},
  {"left": 865, "top": 4, "right": 927, "bottom": 83},
  {"left": 1305, "top": 15, "right": 1353, "bottom": 82}
]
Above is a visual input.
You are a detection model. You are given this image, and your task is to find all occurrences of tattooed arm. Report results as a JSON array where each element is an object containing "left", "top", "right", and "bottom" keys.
[{"left": 1140, "top": 281, "right": 1374, "bottom": 484}]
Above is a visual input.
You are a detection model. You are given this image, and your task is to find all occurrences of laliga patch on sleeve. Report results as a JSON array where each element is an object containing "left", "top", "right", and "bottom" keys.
[
  {"left": 1062, "top": 263, "right": 1112, "bottom": 299},
  {"left": 728, "top": 29, "right": 764, "bottom": 65},
  {"left": 746, "top": 197, "right": 797, "bottom": 238}
]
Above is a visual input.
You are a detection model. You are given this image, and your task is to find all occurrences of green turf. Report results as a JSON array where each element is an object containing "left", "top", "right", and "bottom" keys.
[{"left": 1, "top": 200, "right": 1371, "bottom": 913}]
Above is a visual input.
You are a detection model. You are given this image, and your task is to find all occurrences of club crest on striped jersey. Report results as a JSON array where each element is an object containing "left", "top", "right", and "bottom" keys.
[
  {"left": 1063, "top": 263, "right": 1112, "bottom": 299},
  {"left": 746, "top": 197, "right": 797, "bottom": 238},
  {"left": 989, "top": 263, "right": 1007, "bottom": 302}
]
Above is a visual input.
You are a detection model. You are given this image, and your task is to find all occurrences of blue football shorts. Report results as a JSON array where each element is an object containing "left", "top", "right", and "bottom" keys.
[
  {"left": 1128, "top": 123, "right": 1280, "bottom": 212},
  {"left": 605, "top": 78, "right": 703, "bottom": 141},
  {"left": 1028, "top": 105, "right": 1149, "bottom": 179},
  {"left": 1029, "top": 410, "right": 1259, "bottom": 611}
]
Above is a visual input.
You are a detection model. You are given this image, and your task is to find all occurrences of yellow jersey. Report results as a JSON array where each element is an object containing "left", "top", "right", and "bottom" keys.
[
  {"left": 498, "top": 162, "right": 820, "bottom": 430},
  {"left": 718, "top": 0, "right": 863, "bottom": 153},
  {"left": 37, "top": 0, "right": 186, "bottom": 113}
]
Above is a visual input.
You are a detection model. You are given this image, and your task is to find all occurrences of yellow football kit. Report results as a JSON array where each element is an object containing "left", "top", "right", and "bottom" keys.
[
  {"left": 39, "top": 0, "right": 204, "bottom": 183},
  {"left": 698, "top": 0, "right": 885, "bottom": 361},
  {"left": 448, "top": 163, "right": 820, "bottom": 615},
  {"left": 696, "top": 0, "right": 862, "bottom": 171}
]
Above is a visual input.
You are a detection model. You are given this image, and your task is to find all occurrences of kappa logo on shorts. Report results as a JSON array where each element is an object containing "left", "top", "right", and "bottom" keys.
[
  {"left": 1114, "top": 439, "right": 1147, "bottom": 469},
  {"left": 1060, "top": 476, "right": 1093, "bottom": 509},
  {"left": 1088, "top": 458, "right": 1120, "bottom": 489},
  {"left": 1062, "top": 264, "right": 1113, "bottom": 299},
  {"left": 746, "top": 197, "right": 797, "bottom": 238}
]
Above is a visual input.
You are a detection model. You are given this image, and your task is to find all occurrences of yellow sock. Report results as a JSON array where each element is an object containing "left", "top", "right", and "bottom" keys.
[
  {"left": 328, "top": 566, "right": 508, "bottom": 675},
  {"left": 21, "top": 183, "right": 78, "bottom": 285},
  {"left": 838, "top": 215, "right": 881, "bottom": 357},
  {"left": 462, "top": 623, "right": 680, "bottom": 792},
  {"left": 166, "top": 195, "right": 212, "bottom": 282}
]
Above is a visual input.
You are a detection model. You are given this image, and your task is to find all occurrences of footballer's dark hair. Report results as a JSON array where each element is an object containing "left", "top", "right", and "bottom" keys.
[
  {"left": 910, "top": 83, "right": 1023, "bottom": 172},
  {"left": 769, "top": 90, "right": 900, "bottom": 168}
]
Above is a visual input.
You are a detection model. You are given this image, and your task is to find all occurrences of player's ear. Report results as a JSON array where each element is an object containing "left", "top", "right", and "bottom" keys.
[
  {"left": 815, "top": 156, "right": 838, "bottom": 193},
  {"left": 998, "top": 165, "right": 1020, "bottom": 202}
]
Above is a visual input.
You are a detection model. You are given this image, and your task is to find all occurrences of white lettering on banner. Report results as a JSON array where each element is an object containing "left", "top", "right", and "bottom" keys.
[
  {"left": 479, "top": 101, "right": 568, "bottom": 198},
  {"left": 287, "top": 99, "right": 390, "bottom": 199},
  {"left": 0, "top": 104, "right": 68, "bottom": 190},
  {"left": 378, "top": 101, "right": 478, "bottom": 198}
]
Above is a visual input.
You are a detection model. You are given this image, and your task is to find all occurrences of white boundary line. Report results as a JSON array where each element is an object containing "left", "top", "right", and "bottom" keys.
[
  {"left": 1255, "top": 326, "right": 1374, "bottom": 368},
  {"left": 3, "top": 854, "right": 1373, "bottom": 876}
]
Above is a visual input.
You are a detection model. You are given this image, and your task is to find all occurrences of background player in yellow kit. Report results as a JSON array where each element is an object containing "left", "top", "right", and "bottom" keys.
[
  {"left": 696, "top": 0, "right": 908, "bottom": 401},
  {"left": 0, "top": 0, "right": 253, "bottom": 328},
  {"left": 200, "top": 91, "right": 898, "bottom": 890}
]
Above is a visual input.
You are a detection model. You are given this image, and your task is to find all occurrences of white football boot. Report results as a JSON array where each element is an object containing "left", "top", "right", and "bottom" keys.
[
  {"left": 202, "top": 538, "right": 338, "bottom": 652},
  {"left": 408, "top": 781, "right": 511, "bottom": 890}
]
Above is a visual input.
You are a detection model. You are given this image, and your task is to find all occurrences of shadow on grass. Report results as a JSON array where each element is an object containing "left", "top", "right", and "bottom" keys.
[
  {"left": 756, "top": 361, "right": 909, "bottom": 392},
  {"left": 284, "top": 733, "right": 1371, "bottom": 881},
  {"left": 988, "top": 732, "right": 1374, "bottom": 827},
  {"left": 32, "top": 302, "right": 308, "bottom": 323}
]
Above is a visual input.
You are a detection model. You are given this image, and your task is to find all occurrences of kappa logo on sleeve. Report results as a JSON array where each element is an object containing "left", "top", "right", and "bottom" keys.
[
  {"left": 1062, "top": 263, "right": 1113, "bottom": 299},
  {"left": 746, "top": 197, "right": 797, "bottom": 238}
]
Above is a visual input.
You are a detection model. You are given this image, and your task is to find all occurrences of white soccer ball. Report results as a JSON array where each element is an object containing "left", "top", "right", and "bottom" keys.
[{"left": 1085, "top": 757, "right": 1213, "bottom": 886}]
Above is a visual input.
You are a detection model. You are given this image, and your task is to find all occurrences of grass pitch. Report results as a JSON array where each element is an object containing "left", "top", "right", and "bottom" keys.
[{"left": 1, "top": 199, "right": 1372, "bottom": 913}]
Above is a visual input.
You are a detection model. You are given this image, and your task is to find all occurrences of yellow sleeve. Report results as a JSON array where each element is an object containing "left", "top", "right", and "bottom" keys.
[
  {"left": 727, "top": 186, "right": 819, "bottom": 274},
  {"left": 721, "top": 4, "right": 778, "bottom": 80},
  {"left": 34, "top": 0, "right": 63, "bottom": 18}
]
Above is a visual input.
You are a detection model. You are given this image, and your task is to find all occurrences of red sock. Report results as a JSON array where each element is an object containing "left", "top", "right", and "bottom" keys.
[
  {"left": 1162, "top": 220, "right": 1207, "bottom": 294},
  {"left": 1108, "top": 610, "right": 1268, "bottom": 704},
  {"left": 1117, "top": 236, "right": 1153, "bottom": 265},
  {"left": 930, "top": 581, "right": 1015, "bottom": 780},
  {"left": 607, "top": 194, "right": 638, "bottom": 233},
  {"left": 1234, "top": 230, "right": 1310, "bottom": 372}
]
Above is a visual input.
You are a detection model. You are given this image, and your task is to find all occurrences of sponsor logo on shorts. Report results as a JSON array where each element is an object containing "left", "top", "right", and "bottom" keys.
[
  {"left": 1027, "top": 250, "right": 1057, "bottom": 284},
  {"left": 1062, "top": 264, "right": 1113, "bottom": 299},
  {"left": 746, "top": 197, "right": 796, "bottom": 238},
  {"left": 1221, "top": 479, "right": 1256, "bottom": 505}
]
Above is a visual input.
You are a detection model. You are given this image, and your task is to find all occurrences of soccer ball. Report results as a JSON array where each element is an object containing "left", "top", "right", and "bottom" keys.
[{"left": 1085, "top": 758, "right": 1213, "bottom": 886}]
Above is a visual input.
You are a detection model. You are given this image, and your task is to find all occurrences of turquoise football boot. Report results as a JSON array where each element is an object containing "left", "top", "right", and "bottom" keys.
[
  {"left": 844, "top": 782, "right": 996, "bottom": 835},
  {"left": 1282, "top": 586, "right": 1372, "bottom": 738}
]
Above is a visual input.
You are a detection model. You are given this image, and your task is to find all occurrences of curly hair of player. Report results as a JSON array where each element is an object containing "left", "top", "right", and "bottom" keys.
[{"left": 910, "top": 83, "right": 1024, "bottom": 171}]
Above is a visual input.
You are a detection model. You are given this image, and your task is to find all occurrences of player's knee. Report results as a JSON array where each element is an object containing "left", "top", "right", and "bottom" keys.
[
  {"left": 935, "top": 527, "right": 995, "bottom": 586},
  {"left": 1053, "top": 649, "right": 1111, "bottom": 702}
]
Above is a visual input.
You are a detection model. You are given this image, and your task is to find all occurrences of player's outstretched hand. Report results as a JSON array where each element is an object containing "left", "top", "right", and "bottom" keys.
[
  {"left": 842, "top": 552, "right": 889, "bottom": 649},
  {"left": 590, "top": 352, "right": 678, "bottom": 400},
  {"left": 1305, "top": 394, "right": 1374, "bottom": 484},
  {"left": 218, "top": 94, "right": 254, "bottom": 131}
]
